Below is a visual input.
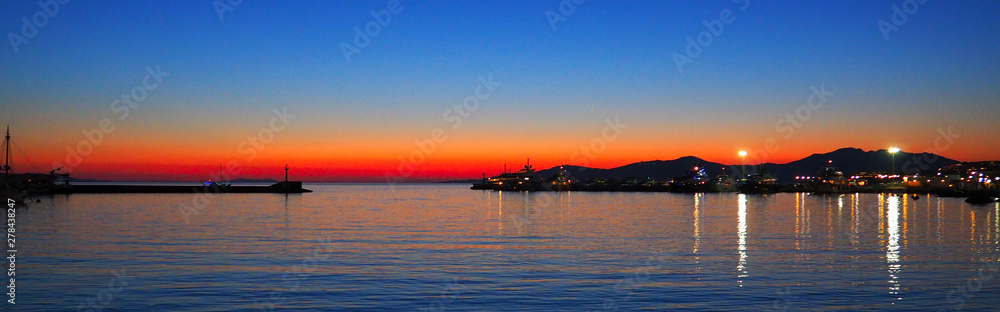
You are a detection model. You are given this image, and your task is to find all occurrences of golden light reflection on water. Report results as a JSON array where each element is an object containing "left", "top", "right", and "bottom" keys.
[
  {"left": 878, "top": 193, "right": 886, "bottom": 240},
  {"left": 886, "top": 195, "right": 901, "bottom": 302},
  {"left": 903, "top": 196, "right": 909, "bottom": 245},
  {"left": 937, "top": 198, "right": 944, "bottom": 244},
  {"left": 736, "top": 194, "right": 748, "bottom": 286},
  {"left": 693, "top": 193, "right": 701, "bottom": 255},
  {"left": 971, "top": 209, "right": 976, "bottom": 244},
  {"left": 795, "top": 193, "right": 801, "bottom": 251},
  {"left": 794, "top": 192, "right": 812, "bottom": 251}
]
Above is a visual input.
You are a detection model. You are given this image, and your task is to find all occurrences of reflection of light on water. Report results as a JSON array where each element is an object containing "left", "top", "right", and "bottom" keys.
[
  {"left": 902, "top": 197, "right": 909, "bottom": 244},
  {"left": 851, "top": 194, "right": 860, "bottom": 245},
  {"left": 968, "top": 205, "right": 999, "bottom": 248},
  {"left": 498, "top": 191, "right": 504, "bottom": 235},
  {"left": 886, "top": 196, "right": 901, "bottom": 302},
  {"left": 795, "top": 193, "right": 805, "bottom": 251},
  {"left": 794, "top": 192, "right": 811, "bottom": 251},
  {"left": 836, "top": 195, "right": 844, "bottom": 244},
  {"left": 795, "top": 193, "right": 801, "bottom": 250},
  {"left": 971, "top": 211, "right": 976, "bottom": 244},
  {"left": 828, "top": 195, "right": 839, "bottom": 246},
  {"left": 737, "top": 194, "right": 748, "bottom": 286},
  {"left": 693, "top": 193, "right": 701, "bottom": 255},
  {"left": 936, "top": 198, "right": 944, "bottom": 244}
]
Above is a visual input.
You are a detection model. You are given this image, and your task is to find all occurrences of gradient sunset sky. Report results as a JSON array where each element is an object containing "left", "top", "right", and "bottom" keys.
[{"left": 2, "top": 1, "right": 998, "bottom": 182}]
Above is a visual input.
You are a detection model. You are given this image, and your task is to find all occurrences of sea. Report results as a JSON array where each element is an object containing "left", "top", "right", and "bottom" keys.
[{"left": 10, "top": 184, "right": 1000, "bottom": 311}]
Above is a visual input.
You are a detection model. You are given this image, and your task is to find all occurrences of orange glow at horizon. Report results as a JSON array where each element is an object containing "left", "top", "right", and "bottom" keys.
[{"left": 4, "top": 116, "right": 998, "bottom": 182}]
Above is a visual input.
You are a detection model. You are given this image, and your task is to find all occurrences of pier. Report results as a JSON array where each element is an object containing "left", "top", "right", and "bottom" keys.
[{"left": 49, "top": 181, "right": 312, "bottom": 194}]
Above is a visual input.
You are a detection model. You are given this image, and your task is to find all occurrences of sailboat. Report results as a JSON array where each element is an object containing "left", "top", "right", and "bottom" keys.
[{"left": 2, "top": 126, "right": 27, "bottom": 204}]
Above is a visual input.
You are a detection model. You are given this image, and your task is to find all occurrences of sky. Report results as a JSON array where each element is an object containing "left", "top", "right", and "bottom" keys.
[{"left": 1, "top": 0, "right": 998, "bottom": 182}]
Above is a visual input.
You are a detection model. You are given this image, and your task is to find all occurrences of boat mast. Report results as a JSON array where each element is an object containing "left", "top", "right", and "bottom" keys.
[{"left": 3, "top": 126, "right": 10, "bottom": 188}]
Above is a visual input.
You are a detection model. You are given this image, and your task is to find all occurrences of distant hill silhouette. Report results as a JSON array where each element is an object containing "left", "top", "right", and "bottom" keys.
[
  {"left": 537, "top": 156, "right": 727, "bottom": 182},
  {"left": 524, "top": 148, "right": 959, "bottom": 184},
  {"left": 758, "top": 147, "right": 958, "bottom": 183}
]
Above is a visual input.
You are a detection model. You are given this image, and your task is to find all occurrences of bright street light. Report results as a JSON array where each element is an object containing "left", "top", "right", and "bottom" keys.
[
  {"left": 888, "top": 147, "right": 900, "bottom": 175},
  {"left": 738, "top": 150, "right": 747, "bottom": 178}
]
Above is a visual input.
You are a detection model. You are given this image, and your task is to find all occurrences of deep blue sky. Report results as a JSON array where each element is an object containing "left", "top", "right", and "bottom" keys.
[{"left": 1, "top": 0, "right": 998, "bottom": 180}]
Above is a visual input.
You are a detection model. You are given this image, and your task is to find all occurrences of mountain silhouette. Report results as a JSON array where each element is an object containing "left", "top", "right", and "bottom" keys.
[{"left": 537, "top": 156, "right": 728, "bottom": 182}]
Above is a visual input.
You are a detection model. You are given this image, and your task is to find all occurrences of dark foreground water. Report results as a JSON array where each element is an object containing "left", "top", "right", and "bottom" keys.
[{"left": 11, "top": 184, "right": 1000, "bottom": 311}]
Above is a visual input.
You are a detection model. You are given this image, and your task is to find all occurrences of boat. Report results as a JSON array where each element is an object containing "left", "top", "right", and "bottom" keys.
[
  {"left": 965, "top": 194, "right": 1000, "bottom": 205},
  {"left": 738, "top": 164, "right": 780, "bottom": 194},
  {"left": 545, "top": 166, "right": 573, "bottom": 191},
  {"left": 2, "top": 127, "right": 28, "bottom": 204},
  {"left": 2, "top": 127, "right": 76, "bottom": 200},
  {"left": 471, "top": 172, "right": 492, "bottom": 190},
  {"left": 472, "top": 160, "right": 542, "bottom": 191},
  {"left": 670, "top": 165, "right": 710, "bottom": 192},
  {"left": 634, "top": 177, "right": 668, "bottom": 192},
  {"left": 707, "top": 174, "right": 738, "bottom": 192},
  {"left": 810, "top": 161, "right": 851, "bottom": 193}
]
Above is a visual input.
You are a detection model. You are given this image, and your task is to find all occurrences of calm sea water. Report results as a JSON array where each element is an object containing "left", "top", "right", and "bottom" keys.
[{"left": 12, "top": 184, "right": 1000, "bottom": 311}]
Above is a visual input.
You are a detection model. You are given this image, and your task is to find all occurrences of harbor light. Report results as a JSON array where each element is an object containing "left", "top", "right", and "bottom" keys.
[
  {"left": 738, "top": 150, "right": 747, "bottom": 177},
  {"left": 888, "top": 147, "right": 900, "bottom": 175}
]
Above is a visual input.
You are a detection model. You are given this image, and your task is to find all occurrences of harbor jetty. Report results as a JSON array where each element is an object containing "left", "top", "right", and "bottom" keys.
[
  {"left": 3, "top": 126, "right": 311, "bottom": 198},
  {"left": 50, "top": 181, "right": 311, "bottom": 194},
  {"left": 52, "top": 164, "right": 311, "bottom": 194}
]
